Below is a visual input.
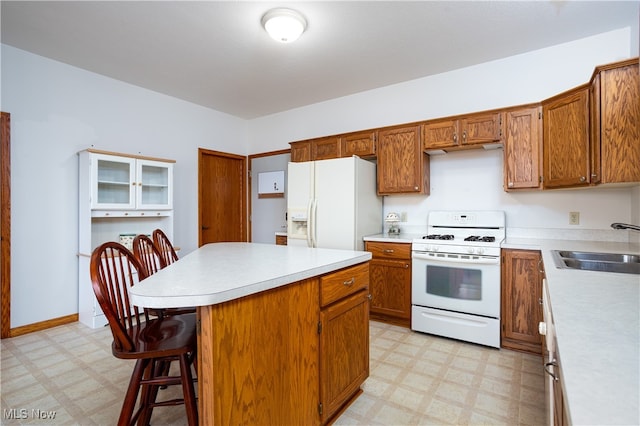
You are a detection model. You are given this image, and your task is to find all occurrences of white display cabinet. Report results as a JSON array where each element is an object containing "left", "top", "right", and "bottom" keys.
[
  {"left": 89, "top": 152, "right": 173, "bottom": 210},
  {"left": 78, "top": 149, "right": 175, "bottom": 328}
]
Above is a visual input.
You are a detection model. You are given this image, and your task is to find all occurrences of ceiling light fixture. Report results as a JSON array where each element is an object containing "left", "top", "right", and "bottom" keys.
[{"left": 261, "top": 8, "right": 307, "bottom": 43}]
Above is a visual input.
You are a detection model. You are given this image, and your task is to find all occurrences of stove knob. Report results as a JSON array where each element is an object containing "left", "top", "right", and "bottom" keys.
[
  {"left": 477, "top": 247, "right": 485, "bottom": 255},
  {"left": 432, "top": 246, "right": 439, "bottom": 252},
  {"left": 467, "top": 247, "right": 475, "bottom": 254}
]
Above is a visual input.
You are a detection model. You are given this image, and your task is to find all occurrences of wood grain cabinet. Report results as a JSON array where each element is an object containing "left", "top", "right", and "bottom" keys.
[
  {"left": 290, "top": 136, "right": 342, "bottom": 162},
  {"left": 365, "top": 241, "right": 411, "bottom": 327},
  {"left": 503, "top": 105, "right": 543, "bottom": 191},
  {"left": 319, "top": 263, "right": 370, "bottom": 423},
  {"left": 423, "top": 112, "right": 503, "bottom": 151},
  {"left": 341, "top": 131, "right": 376, "bottom": 158},
  {"left": 501, "top": 249, "right": 543, "bottom": 354},
  {"left": 377, "top": 125, "right": 430, "bottom": 194},
  {"left": 542, "top": 86, "right": 591, "bottom": 189},
  {"left": 590, "top": 58, "right": 640, "bottom": 185},
  {"left": 290, "top": 141, "right": 312, "bottom": 162}
]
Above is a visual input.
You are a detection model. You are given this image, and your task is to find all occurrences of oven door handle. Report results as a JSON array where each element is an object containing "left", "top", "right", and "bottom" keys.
[{"left": 412, "top": 252, "right": 500, "bottom": 265}]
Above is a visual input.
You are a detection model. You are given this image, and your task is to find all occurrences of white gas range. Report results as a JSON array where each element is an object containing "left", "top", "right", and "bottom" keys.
[{"left": 411, "top": 211, "right": 505, "bottom": 348}]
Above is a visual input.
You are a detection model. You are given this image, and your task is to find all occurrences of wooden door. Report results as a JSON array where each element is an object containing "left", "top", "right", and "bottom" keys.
[
  {"left": 369, "top": 258, "right": 411, "bottom": 322},
  {"left": 422, "top": 119, "right": 459, "bottom": 150},
  {"left": 542, "top": 87, "right": 590, "bottom": 188},
  {"left": 198, "top": 149, "right": 247, "bottom": 246},
  {"left": 504, "top": 106, "right": 542, "bottom": 190},
  {"left": 461, "top": 112, "right": 503, "bottom": 145},
  {"left": 1, "top": 112, "right": 10, "bottom": 338},
  {"left": 501, "top": 249, "right": 543, "bottom": 354},
  {"left": 319, "top": 289, "right": 369, "bottom": 422},
  {"left": 377, "top": 125, "right": 429, "bottom": 194},
  {"left": 341, "top": 131, "right": 376, "bottom": 158}
]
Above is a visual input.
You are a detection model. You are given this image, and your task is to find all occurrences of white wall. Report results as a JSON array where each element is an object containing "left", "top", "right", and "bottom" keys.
[
  {"left": 2, "top": 45, "right": 247, "bottom": 327},
  {"left": 2, "top": 26, "right": 638, "bottom": 328},
  {"left": 248, "top": 27, "right": 639, "bottom": 234}
]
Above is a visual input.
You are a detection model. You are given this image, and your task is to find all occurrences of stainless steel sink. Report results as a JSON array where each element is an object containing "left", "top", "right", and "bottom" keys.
[{"left": 552, "top": 250, "right": 640, "bottom": 275}]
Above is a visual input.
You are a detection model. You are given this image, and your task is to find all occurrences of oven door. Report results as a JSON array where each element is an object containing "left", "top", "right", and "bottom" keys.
[{"left": 412, "top": 251, "right": 500, "bottom": 318}]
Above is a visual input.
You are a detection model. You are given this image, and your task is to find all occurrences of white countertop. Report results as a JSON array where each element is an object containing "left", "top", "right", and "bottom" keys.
[
  {"left": 503, "top": 237, "right": 640, "bottom": 426},
  {"left": 129, "top": 242, "right": 371, "bottom": 309}
]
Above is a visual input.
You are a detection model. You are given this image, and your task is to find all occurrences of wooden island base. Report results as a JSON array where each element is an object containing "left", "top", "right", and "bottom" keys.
[{"left": 197, "top": 262, "right": 370, "bottom": 425}]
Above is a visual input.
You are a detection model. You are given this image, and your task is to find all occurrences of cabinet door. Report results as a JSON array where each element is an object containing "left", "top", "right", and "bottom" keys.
[
  {"left": 290, "top": 141, "right": 311, "bottom": 163},
  {"left": 597, "top": 62, "right": 640, "bottom": 184},
  {"left": 504, "top": 106, "right": 542, "bottom": 190},
  {"left": 542, "top": 87, "right": 590, "bottom": 188},
  {"left": 461, "top": 112, "right": 503, "bottom": 146},
  {"left": 369, "top": 258, "right": 411, "bottom": 321},
  {"left": 136, "top": 159, "right": 173, "bottom": 209},
  {"left": 377, "top": 125, "right": 429, "bottom": 194},
  {"left": 320, "top": 289, "right": 369, "bottom": 422},
  {"left": 341, "top": 131, "right": 376, "bottom": 158},
  {"left": 422, "top": 119, "right": 459, "bottom": 150},
  {"left": 501, "top": 249, "right": 543, "bottom": 354},
  {"left": 91, "top": 154, "right": 136, "bottom": 209},
  {"left": 312, "top": 136, "right": 341, "bottom": 160}
]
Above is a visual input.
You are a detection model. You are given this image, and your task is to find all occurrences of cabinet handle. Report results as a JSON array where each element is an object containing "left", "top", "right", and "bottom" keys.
[
  {"left": 343, "top": 278, "right": 355, "bottom": 287},
  {"left": 508, "top": 181, "right": 514, "bottom": 188},
  {"left": 579, "top": 176, "right": 586, "bottom": 182},
  {"left": 591, "top": 173, "right": 598, "bottom": 179},
  {"left": 544, "top": 361, "right": 559, "bottom": 381},
  {"left": 140, "top": 212, "right": 145, "bottom": 216},
  {"left": 453, "top": 133, "right": 458, "bottom": 144},
  {"left": 404, "top": 263, "right": 409, "bottom": 269},
  {"left": 462, "top": 131, "right": 467, "bottom": 143},
  {"left": 383, "top": 249, "right": 394, "bottom": 254},
  {"left": 538, "top": 259, "right": 544, "bottom": 274},
  {"left": 131, "top": 182, "right": 136, "bottom": 186}
]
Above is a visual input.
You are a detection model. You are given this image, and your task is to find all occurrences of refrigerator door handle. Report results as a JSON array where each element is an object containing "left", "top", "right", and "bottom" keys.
[
  {"left": 306, "top": 198, "right": 313, "bottom": 248},
  {"left": 310, "top": 198, "right": 318, "bottom": 248}
]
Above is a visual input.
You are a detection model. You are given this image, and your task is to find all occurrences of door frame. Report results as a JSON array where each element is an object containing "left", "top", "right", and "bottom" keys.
[
  {"left": 198, "top": 148, "right": 248, "bottom": 246},
  {"left": 247, "top": 149, "right": 290, "bottom": 242},
  {"left": 1, "top": 112, "right": 11, "bottom": 338}
]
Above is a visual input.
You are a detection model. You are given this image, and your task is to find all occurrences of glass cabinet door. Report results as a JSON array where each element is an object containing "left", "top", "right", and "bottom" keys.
[
  {"left": 91, "top": 154, "right": 136, "bottom": 209},
  {"left": 136, "top": 159, "right": 173, "bottom": 209}
]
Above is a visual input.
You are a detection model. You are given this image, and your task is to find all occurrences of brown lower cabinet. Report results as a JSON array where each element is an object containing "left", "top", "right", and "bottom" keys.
[
  {"left": 365, "top": 241, "right": 412, "bottom": 327},
  {"left": 501, "top": 249, "right": 544, "bottom": 354}
]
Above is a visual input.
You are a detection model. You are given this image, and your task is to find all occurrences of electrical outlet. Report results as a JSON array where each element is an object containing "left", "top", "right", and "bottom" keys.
[
  {"left": 400, "top": 212, "right": 408, "bottom": 222},
  {"left": 569, "top": 212, "right": 580, "bottom": 225}
]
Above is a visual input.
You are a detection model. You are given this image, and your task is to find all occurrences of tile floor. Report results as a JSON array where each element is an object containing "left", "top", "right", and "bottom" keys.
[{"left": 1, "top": 320, "right": 545, "bottom": 425}]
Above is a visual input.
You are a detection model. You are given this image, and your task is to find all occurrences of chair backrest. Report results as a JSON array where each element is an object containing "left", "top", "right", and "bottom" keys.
[
  {"left": 90, "top": 241, "right": 149, "bottom": 352},
  {"left": 152, "top": 229, "right": 179, "bottom": 266},
  {"left": 133, "top": 234, "right": 166, "bottom": 275}
]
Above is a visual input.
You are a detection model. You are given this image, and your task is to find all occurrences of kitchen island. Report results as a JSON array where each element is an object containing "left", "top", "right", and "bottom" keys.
[{"left": 129, "top": 242, "right": 372, "bottom": 425}]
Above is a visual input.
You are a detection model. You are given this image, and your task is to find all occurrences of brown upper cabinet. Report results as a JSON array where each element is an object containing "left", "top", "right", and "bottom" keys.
[
  {"left": 542, "top": 85, "right": 591, "bottom": 189},
  {"left": 290, "top": 136, "right": 342, "bottom": 162},
  {"left": 503, "top": 105, "right": 543, "bottom": 191},
  {"left": 377, "top": 125, "right": 429, "bottom": 195},
  {"left": 590, "top": 59, "right": 640, "bottom": 185},
  {"left": 341, "top": 131, "right": 376, "bottom": 158},
  {"left": 423, "top": 111, "right": 503, "bottom": 151}
]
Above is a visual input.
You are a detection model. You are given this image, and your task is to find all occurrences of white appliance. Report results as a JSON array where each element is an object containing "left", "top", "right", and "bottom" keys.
[
  {"left": 411, "top": 211, "right": 505, "bottom": 348},
  {"left": 287, "top": 156, "right": 382, "bottom": 251}
]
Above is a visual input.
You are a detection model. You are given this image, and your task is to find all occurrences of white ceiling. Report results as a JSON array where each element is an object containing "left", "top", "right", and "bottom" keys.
[{"left": 2, "top": 1, "right": 638, "bottom": 119}]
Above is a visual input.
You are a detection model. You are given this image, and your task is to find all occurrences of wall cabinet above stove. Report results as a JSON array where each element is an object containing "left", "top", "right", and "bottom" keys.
[{"left": 422, "top": 111, "right": 504, "bottom": 153}]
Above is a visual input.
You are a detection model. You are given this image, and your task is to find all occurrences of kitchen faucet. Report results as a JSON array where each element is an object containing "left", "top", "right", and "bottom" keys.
[{"left": 611, "top": 223, "right": 640, "bottom": 232}]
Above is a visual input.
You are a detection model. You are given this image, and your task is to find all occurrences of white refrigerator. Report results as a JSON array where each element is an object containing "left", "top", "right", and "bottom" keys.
[{"left": 287, "top": 156, "right": 382, "bottom": 251}]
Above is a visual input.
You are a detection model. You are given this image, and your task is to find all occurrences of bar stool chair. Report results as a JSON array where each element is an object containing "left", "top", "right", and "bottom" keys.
[
  {"left": 90, "top": 241, "right": 198, "bottom": 426},
  {"left": 152, "top": 228, "right": 179, "bottom": 266},
  {"left": 133, "top": 234, "right": 195, "bottom": 317}
]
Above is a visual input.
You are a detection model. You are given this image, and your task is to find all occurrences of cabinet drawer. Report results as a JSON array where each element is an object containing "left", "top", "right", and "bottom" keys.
[
  {"left": 321, "top": 263, "right": 369, "bottom": 307},
  {"left": 365, "top": 242, "right": 411, "bottom": 260}
]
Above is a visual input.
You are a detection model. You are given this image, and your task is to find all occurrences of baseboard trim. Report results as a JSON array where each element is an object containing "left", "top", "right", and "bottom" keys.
[{"left": 8, "top": 314, "right": 79, "bottom": 337}]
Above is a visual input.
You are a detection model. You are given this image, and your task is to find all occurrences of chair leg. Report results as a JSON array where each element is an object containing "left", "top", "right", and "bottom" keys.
[
  {"left": 179, "top": 353, "right": 198, "bottom": 426},
  {"left": 118, "top": 358, "right": 148, "bottom": 426},
  {"left": 138, "top": 359, "right": 160, "bottom": 426}
]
